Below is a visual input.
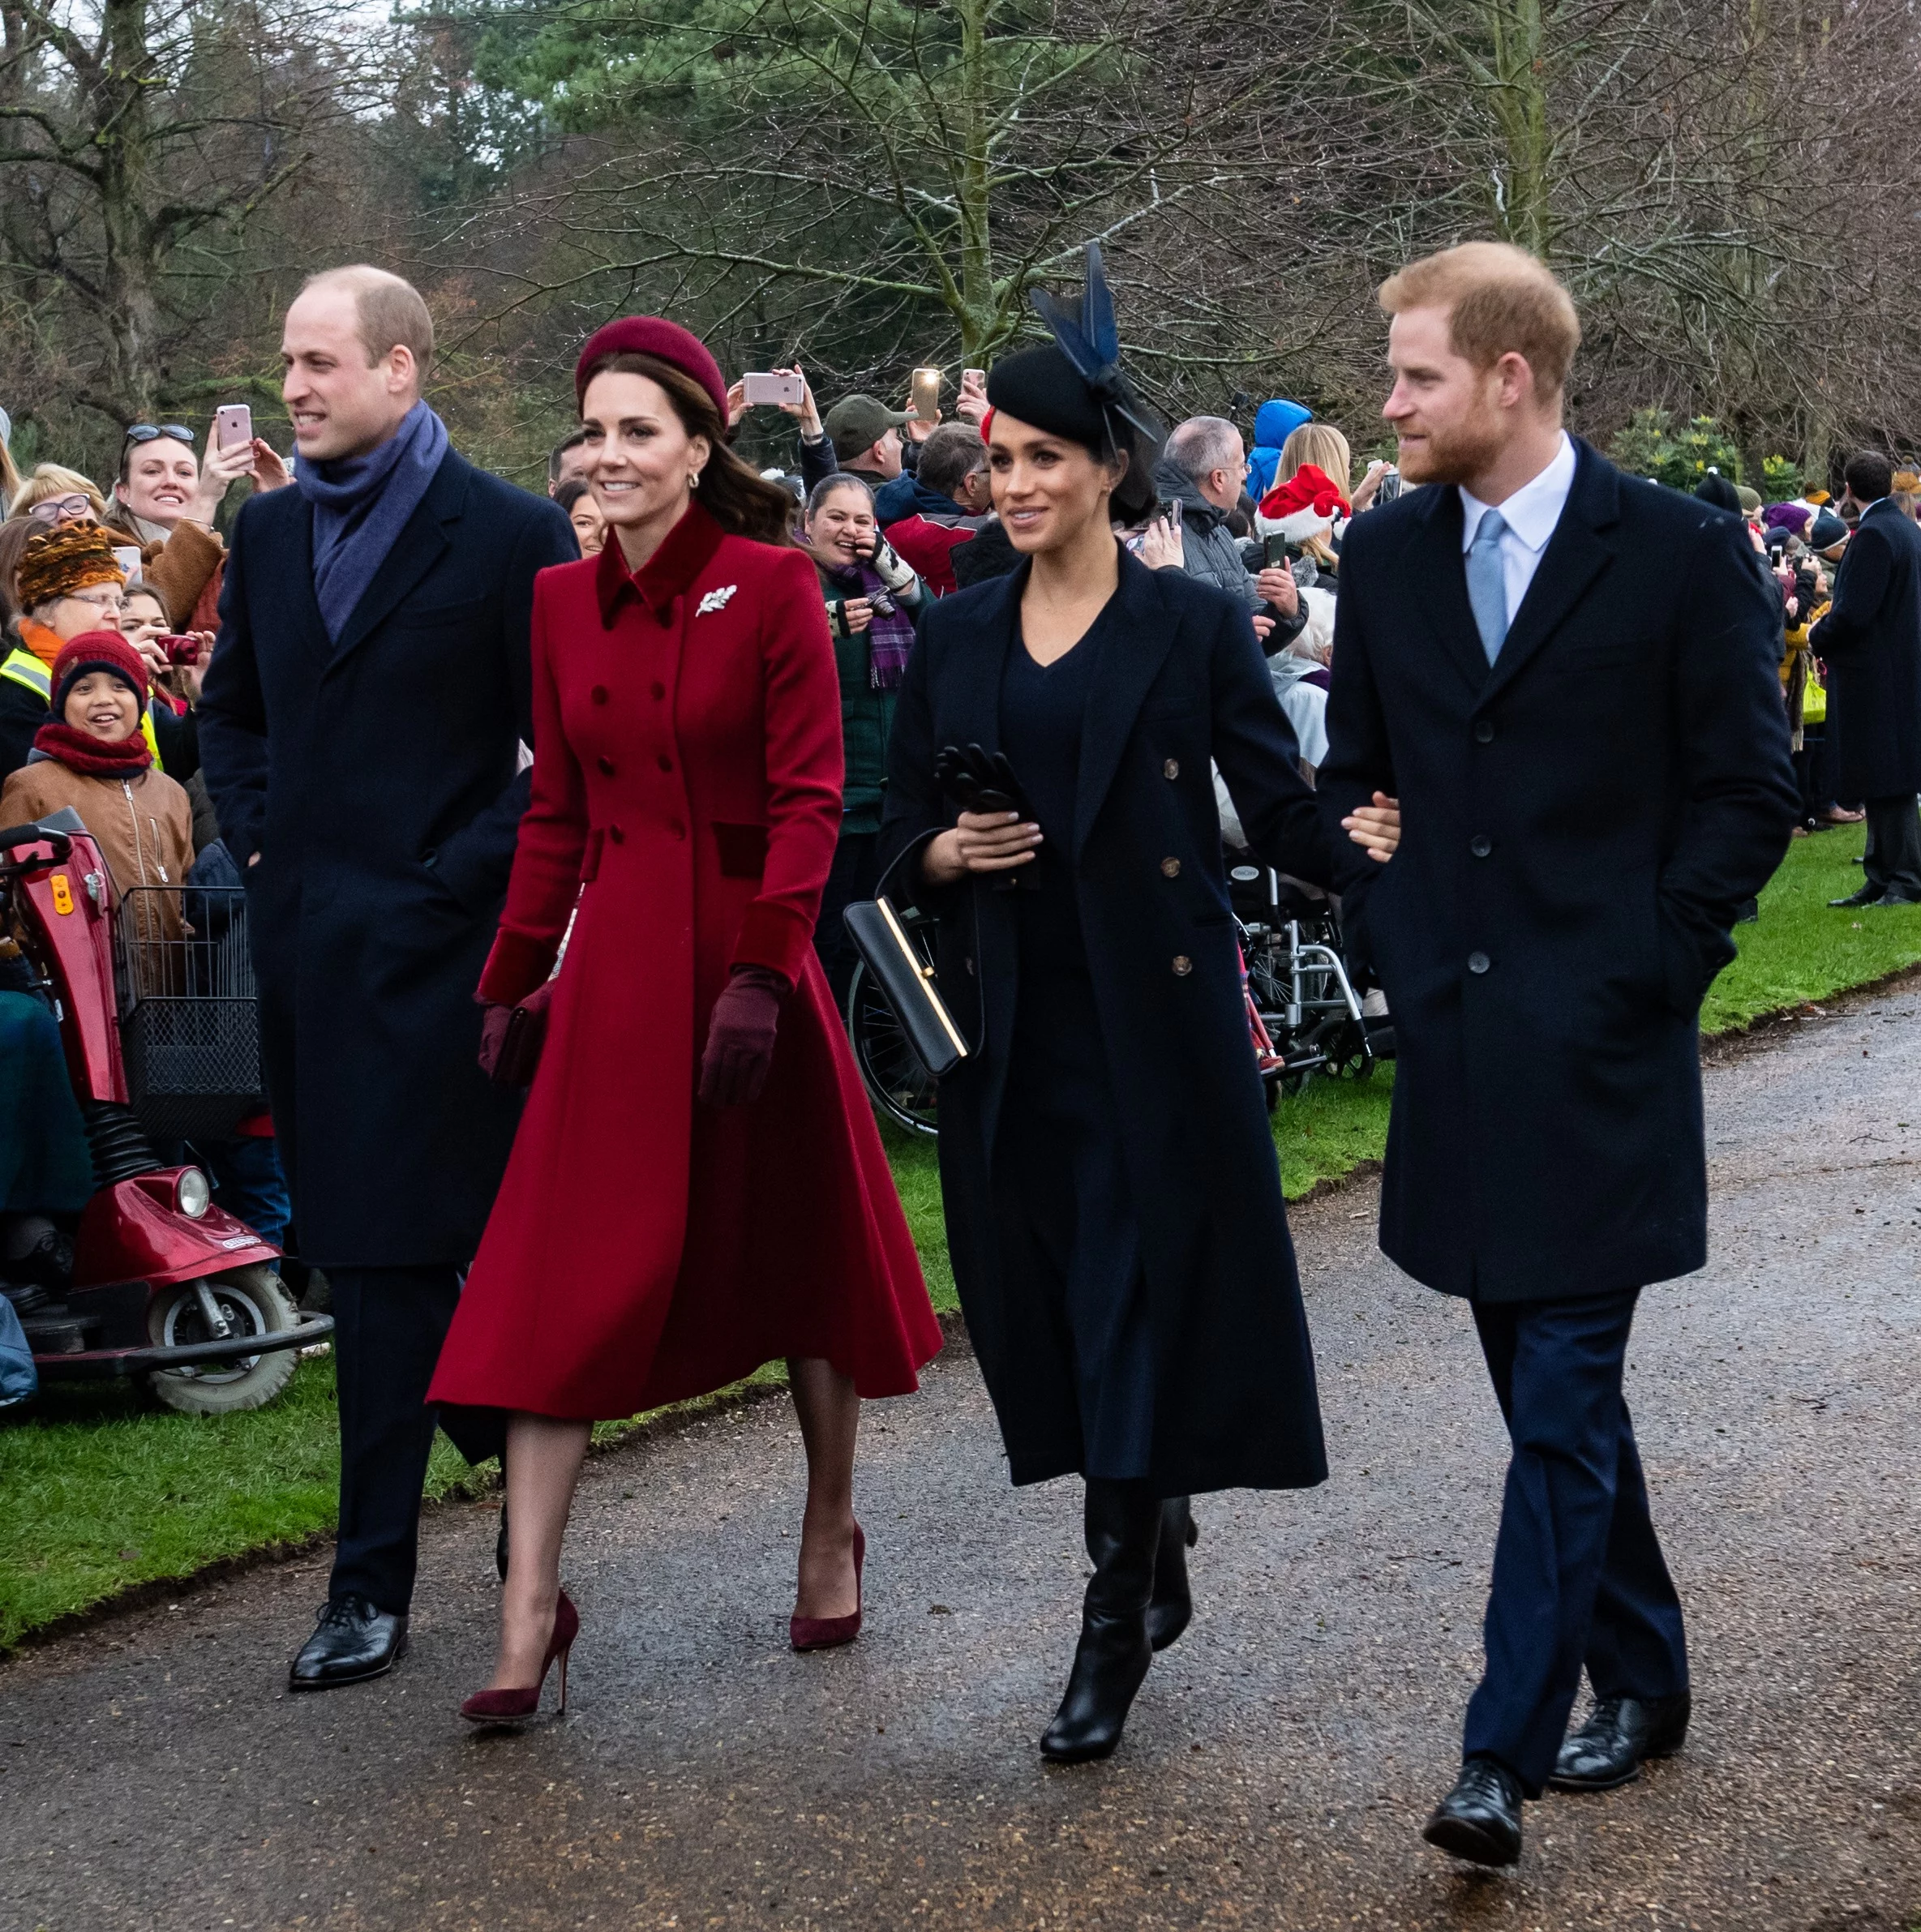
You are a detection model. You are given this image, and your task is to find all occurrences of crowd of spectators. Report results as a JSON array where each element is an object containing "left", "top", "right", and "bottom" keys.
[{"left": 0, "top": 364, "right": 1914, "bottom": 1320}]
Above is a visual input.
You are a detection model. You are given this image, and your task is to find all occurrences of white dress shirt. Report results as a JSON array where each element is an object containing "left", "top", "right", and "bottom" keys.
[{"left": 1459, "top": 431, "right": 1578, "bottom": 627}]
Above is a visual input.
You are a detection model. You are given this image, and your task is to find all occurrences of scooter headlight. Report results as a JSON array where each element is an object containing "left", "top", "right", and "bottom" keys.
[{"left": 176, "top": 1168, "right": 212, "bottom": 1219}]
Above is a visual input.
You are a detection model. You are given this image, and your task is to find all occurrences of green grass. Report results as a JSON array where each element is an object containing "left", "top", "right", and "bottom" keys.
[
  {"left": 2, "top": 819, "right": 1909, "bottom": 1651},
  {"left": 1702, "top": 823, "right": 1921, "bottom": 1031}
]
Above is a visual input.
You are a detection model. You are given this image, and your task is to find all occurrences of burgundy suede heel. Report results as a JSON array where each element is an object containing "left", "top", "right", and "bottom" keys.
[
  {"left": 790, "top": 1526, "right": 864, "bottom": 1651},
  {"left": 460, "top": 1589, "right": 579, "bottom": 1723}
]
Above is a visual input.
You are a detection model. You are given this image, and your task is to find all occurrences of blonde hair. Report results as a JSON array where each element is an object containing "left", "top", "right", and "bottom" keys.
[
  {"left": 9, "top": 463, "right": 109, "bottom": 521},
  {"left": 1378, "top": 241, "right": 1581, "bottom": 396},
  {"left": 1279, "top": 422, "right": 1353, "bottom": 490}
]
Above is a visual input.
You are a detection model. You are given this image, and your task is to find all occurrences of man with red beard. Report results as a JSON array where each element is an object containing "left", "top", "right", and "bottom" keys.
[{"left": 1319, "top": 243, "right": 1797, "bottom": 1867}]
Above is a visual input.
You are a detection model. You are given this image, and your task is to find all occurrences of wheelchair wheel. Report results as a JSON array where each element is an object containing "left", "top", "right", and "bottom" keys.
[
  {"left": 847, "top": 945, "right": 940, "bottom": 1139},
  {"left": 1328, "top": 1017, "right": 1374, "bottom": 1082}
]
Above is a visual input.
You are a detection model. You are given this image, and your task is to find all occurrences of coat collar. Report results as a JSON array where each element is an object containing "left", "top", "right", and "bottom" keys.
[
  {"left": 933, "top": 543, "right": 1178, "bottom": 859},
  {"left": 1406, "top": 435, "right": 1620, "bottom": 705},
  {"left": 324, "top": 448, "right": 471, "bottom": 671},
  {"left": 595, "top": 499, "right": 727, "bottom": 627}
]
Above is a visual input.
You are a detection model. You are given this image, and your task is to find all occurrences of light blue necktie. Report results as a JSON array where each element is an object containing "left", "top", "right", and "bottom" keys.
[{"left": 1466, "top": 508, "right": 1509, "bottom": 664}]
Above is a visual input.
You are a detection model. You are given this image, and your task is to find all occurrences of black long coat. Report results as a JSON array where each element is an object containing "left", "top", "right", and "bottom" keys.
[
  {"left": 198, "top": 451, "right": 576, "bottom": 1268},
  {"left": 1809, "top": 498, "right": 1921, "bottom": 799},
  {"left": 1319, "top": 441, "right": 1798, "bottom": 1302},
  {"left": 877, "top": 550, "right": 1330, "bottom": 1495}
]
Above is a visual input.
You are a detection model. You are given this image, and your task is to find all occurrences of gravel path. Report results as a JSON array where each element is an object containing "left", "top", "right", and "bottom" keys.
[{"left": 5, "top": 997, "right": 1921, "bottom": 1930}]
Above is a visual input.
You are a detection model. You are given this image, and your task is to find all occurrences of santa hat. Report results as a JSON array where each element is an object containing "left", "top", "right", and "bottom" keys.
[{"left": 1256, "top": 464, "right": 1352, "bottom": 543}]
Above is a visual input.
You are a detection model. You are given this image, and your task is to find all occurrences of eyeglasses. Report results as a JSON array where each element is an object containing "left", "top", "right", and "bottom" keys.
[
  {"left": 64, "top": 585, "right": 126, "bottom": 611},
  {"left": 123, "top": 424, "right": 195, "bottom": 449},
  {"left": 27, "top": 493, "right": 94, "bottom": 525}
]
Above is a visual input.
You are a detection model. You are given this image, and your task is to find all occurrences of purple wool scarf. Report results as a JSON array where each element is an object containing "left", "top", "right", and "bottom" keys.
[
  {"left": 297, "top": 400, "right": 451, "bottom": 642},
  {"left": 830, "top": 562, "right": 916, "bottom": 690}
]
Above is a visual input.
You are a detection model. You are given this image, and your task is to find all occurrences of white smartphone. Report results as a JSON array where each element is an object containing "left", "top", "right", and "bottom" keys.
[
  {"left": 742, "top": 371, "right": 804, "bottom": 409},
  {"left": 111, "top": 546, "right": 144, "bottom": 578},
  {"left": 213, "top": 403, "right": 252, "bottom": 451}
]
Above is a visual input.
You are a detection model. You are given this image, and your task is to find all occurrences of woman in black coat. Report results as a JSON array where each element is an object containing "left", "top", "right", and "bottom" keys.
[{"left": 877, "top": 252, "right": 1395, "bottom": 1763}]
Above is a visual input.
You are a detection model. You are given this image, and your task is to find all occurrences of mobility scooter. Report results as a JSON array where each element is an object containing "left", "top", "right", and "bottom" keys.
[{"left": 0, "top": 808, "right": 331, "bottom": 1413}]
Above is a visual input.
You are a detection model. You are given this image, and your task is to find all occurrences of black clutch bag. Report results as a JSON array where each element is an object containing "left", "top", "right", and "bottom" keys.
[{"left": 842, "top": 893, "right": 971, "bottom": 1079}]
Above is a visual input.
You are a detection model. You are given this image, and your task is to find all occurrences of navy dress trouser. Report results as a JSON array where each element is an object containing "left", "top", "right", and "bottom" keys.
[
  {"left": 326, "top": 1266, "right": 463, "bottom": 1615},
  {"left": 1462, "top": 1290, "right": 1689, "bottom": 1795}
]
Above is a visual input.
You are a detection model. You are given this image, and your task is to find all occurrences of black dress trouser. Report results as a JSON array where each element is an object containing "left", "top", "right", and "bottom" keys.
[
  {"left": 1863, "top": 795, "right": 1921, "bottom": 896},
  {"left": 325, "top": 1266, "right": 462, "bottom": 1615}
]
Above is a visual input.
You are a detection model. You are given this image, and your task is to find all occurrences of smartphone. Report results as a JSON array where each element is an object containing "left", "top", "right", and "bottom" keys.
[
  {"left": 159, "top": 632, "right": 202, "bottom": 666},
  {"left": 1159, "top": 497, "right": 1186, "bottom": 526},
  {"left": 962, "top": 366, "right": 986, "bottom": 390},
  {"left": 742, "top": 371, "right": 803, "bottom": 409},
  {"left": 911, "top": 366, "right": 942, "bottom": 424},
  {"left": 213, "top": 403, "right": 252, "bottom": 451},
  {"left": 1263, "top": 532, "right": 1289, "bottom": 568},
  {"left": 111, "top": 546, "right": 143, "bottom": 578},
  {"left": 1374, "top": 465, "right": 1402, "bottom": 504}
]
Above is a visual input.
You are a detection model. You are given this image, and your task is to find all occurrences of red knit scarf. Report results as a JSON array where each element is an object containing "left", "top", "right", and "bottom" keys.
[{"left": 31, "top": 721, "right": 152, "bottom": 776}]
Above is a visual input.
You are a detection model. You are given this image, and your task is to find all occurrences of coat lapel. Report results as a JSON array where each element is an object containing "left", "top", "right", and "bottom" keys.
[
  {"left": 1403, "top": 483, "right": 1493, "bottom": 701},
  {"left": 323, "top": 451, "right": 469, "bottom": 672},
  {"left": 1073, "top": 550, "right": 1177, "bottom": 858},
  {"left": 944, "top": 563, "right": 1024, "bottom": 760},
  {"left": 1480, "top": 439, "right": 1619, "bottom": 702}
]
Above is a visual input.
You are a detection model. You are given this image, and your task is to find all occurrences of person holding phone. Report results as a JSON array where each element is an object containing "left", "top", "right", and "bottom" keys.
[
  {"left": 105, "top": 416, "right": 289, "bottom": 636},
  {"left": 727, "top": 366, "right": 839, "bottom": 495}
]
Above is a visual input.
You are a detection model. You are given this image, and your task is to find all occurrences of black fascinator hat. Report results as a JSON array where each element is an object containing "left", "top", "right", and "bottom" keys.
[{"left": 987, "top": 243, "right": 1160, "bottom": 520}]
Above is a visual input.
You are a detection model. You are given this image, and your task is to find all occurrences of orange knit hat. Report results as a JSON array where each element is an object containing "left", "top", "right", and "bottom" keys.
[{"left": 16, "top": 520, "right": 123, "bottom": 610}]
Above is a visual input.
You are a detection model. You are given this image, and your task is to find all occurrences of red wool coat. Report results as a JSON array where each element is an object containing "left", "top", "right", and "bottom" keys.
[{"left": 428, "top": 503, "right": 941, "bottom": 1421}]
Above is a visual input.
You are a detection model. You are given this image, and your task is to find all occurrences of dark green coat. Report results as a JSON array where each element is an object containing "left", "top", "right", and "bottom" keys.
[{"left": 818, "top": 570, "right": 915, "bottom": 836}]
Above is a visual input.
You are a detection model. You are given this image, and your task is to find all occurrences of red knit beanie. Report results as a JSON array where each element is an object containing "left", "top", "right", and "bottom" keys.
[
  {"left": 52, "top": 631, "right": 151, "bottom": 716},
  {"left": 574, "top": 317, "right": 729, "bottom": 425}
]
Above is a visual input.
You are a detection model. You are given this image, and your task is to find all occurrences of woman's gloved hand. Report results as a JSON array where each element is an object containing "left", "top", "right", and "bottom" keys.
[
  {"left": 866, "top": 533, "right": 920, "bottom": 598},
  {"left": 698, "top": 965, "right": 791, "bottom": 1106}
]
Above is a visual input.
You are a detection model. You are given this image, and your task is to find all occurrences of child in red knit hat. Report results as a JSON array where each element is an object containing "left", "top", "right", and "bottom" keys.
[{"left": 0, "top": 632, "right": 195, "bottom": 951}]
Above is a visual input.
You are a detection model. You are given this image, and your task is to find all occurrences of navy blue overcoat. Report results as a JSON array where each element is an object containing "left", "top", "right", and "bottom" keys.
[
  {"left": 1319, "top": 441, "right": 1798, "bottom": 1302},
  {"left": 198, "top": 450, "right": 576, "bottom": 1268},
  {"left": 1809, "top": 496, "right": 1921, "bottom": 799},
  {"left": 877, "top": 549, "right": 1331, "bottom": 1495}
]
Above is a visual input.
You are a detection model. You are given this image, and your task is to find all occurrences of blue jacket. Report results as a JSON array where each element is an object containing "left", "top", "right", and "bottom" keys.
[{"left": 1247, "top": 398, "right": 1312, "bottom": 498}]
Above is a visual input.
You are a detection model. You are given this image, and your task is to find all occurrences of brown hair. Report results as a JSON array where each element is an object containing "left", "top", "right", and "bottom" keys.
[
  {"left": 1378, "top": 242, "right": 1581, "bottom": 396},
  {"left": 580, "top": 350, "right": 795, "bottom": 546},
  {"left": 0, "top": 516, "right": 40, "bottom": 633},
  {"left": 8, "top": 463, "right": 109, "bottom": 522}
]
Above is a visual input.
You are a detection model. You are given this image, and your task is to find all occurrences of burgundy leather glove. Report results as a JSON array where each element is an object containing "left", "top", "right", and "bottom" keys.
[
  {"left": 478, "top": 981, "right": 555, "bottom": 1087},
  {"left": 698, "top": 965, "right": 790, "bottom": 1107}
]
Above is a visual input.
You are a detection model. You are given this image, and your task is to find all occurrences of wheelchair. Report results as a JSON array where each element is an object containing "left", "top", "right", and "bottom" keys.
[{"left": 1228, "top": 863, "right": 1373, "bottom": 1106}]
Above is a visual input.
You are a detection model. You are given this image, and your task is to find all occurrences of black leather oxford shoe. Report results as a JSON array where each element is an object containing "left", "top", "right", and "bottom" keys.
[
  {"left": 288, "top": 1596, "right": 408, "bottom": 1692},
  {"left": 1549, "top": 1690, "right": 1691, "bottom": 1792},
  {"left": 1421, "top": 1756, "right": 1524, "bottom": 1866},
  {"left": 1831, "top": 886, "right": 1885, "bottom": 907}
]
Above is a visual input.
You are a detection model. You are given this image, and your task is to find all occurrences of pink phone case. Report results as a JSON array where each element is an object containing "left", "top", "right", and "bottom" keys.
[{"left": 214, "top": 405, "right": 251, "bottom": 450}]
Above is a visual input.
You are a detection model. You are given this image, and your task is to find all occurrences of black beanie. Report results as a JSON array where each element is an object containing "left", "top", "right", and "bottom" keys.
[{"left": 1694, "top": 473, "right": 1741, "bottom": 513}]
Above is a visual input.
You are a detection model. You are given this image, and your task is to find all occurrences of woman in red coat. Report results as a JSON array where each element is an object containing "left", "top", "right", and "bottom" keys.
[{"left": 428, "top": 317, "right": 941, "bottom": 1720}]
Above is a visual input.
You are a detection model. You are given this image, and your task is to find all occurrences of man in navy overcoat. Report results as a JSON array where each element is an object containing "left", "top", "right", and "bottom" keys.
[
  {"left": 1319, "top": 242, "right": 1797, "bottom": 1866},
  {"left": 1811, "top": 448, "right": 1921, "bottom": 906},
  {"left": 199, "top": 267, "right": 574, "bottom": 1690}
]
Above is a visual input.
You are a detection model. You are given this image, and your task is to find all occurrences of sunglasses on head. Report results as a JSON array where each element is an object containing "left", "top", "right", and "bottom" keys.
[
  {"left": 123, "top": 423, "right": 195, "bottom": 449},
  {"left": 28, "top": 493, "right": 93, "bottom": 524}
]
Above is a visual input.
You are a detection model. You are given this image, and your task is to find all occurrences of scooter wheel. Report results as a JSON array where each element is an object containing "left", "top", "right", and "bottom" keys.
[{"left": 143, "top": 1266, "right": 301, "bottom": 1416}]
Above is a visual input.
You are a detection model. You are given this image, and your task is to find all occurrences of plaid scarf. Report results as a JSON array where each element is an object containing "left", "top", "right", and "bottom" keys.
[{"left": 830, "top": 561, "right": 916, "bottom": 690}]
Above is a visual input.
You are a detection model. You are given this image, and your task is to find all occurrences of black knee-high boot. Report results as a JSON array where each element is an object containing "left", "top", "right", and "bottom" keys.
[
  {"left": 1146, "top": 1497, "right": 1199, "bottom": 1652},
  {"left": 1040, "top": 1479, "right": 1163, "bottom": 1763}
]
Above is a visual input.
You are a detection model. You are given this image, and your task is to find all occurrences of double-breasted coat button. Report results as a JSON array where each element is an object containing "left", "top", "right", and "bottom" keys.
[
  {"left": 597, "top": 756, "right": 615, "bottom": 776},
  {"left": 1161, "top": 856, "right": 1181, "bottom": 878},
  {"left": 1473, "top": 718, "right": 1495, "bottom": 743},
  {"left": 608, "top": 825, "right": 625, "bottom": 844},
  {"left": 650, "top": 681, "right": 667, "bottom": 700},
  {"left": 1468, "top": 950, "right": 1490, "bottom": 974},
  {"left": 1469, "top": 834, "right": 1492, "bottom": 858},
  {"left": 668, "top": 820, "right": 685, "bottom": 840},
  {"left": 1172, "top": 954, "right": 1193, "bottom": 976},
  {"left": 657, "top": 754, "right": 673, "bottom": 773},
  {"left": 1163, "top": 758, "right": 1180, "bottom": 780},
  {"left": 590, "top": 684, "right": 609, "bottom": 706}
]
